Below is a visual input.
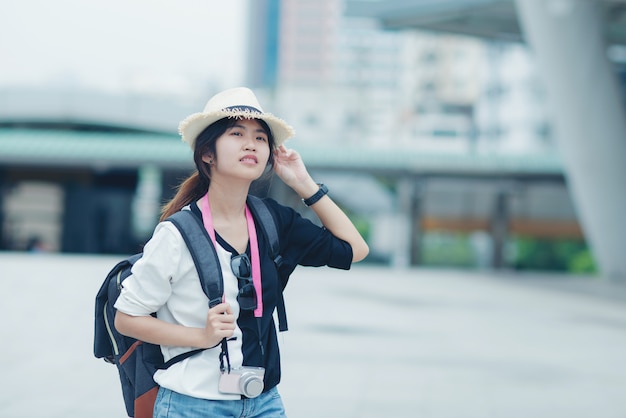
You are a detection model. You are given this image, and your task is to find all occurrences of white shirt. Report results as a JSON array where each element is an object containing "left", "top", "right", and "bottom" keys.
[{"left": 114, "top": 221, "right": 244, "bottom": 400}]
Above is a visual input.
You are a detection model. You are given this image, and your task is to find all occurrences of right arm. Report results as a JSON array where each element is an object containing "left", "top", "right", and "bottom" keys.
[
  {"left": 114, "top": 303, "right": 235, "bottom": 349},
  {"left": 113, "top": 222, "right": 234, "bottom": 349}
]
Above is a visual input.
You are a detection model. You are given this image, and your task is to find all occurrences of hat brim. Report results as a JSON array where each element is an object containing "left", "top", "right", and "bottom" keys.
[{"left": 179, "top": 109, "right": 295, "bottom": 149}]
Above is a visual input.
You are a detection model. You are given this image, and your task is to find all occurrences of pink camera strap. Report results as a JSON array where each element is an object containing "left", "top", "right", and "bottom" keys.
[{"left": 201, "top": 193, "right": 263, "bottom": 318}]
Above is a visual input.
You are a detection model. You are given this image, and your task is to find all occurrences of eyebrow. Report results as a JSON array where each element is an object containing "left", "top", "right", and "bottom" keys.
[{"left": 231, "top": 123, "right": 268, "bottom": 135}]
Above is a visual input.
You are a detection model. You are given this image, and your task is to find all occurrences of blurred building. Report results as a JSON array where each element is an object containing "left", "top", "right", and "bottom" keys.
[
  {"left": 240, "top": 0, "right": 577, "bottom": 270},
  {"left": 0, "top": 0, "right": 602, "bottom": 274},
  {"left": 247, "top": 0, "right": 282, "bottom": 88},
  {"left": 247, "top": 0, "right": 552, "bottom": 153},
  {"left": 344, "top": 0, "right": 626, "bottom": 277}
]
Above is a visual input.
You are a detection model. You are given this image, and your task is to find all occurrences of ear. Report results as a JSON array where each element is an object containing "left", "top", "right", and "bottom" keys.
[{"left": 202, "top": 154, "right": 214, "bottom": 165}]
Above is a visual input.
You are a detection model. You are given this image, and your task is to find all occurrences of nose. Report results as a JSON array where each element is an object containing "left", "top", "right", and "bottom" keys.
[{"left": 243, "top": 134, "right": 256, "bottom": 150}]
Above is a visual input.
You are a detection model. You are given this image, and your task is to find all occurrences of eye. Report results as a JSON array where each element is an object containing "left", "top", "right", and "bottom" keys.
[{"left": 256, "top": 135, "right": 268, "bottom": 142}]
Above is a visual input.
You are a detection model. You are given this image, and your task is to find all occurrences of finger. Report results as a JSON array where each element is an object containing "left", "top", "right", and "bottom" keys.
[
  {"left": 210, "top": 302, "right": 232, "bottom": 314},
  {"left": 278, "top": 145, "right": 292, "bottom": 157},
  {"left": 208, "top": 314, "right": 235, "bottom": 331},
  {"left": 218, "top": 328, "right": 235, "bottom": 339},
  {"left": 219, "top": 313, "right": 235, "bottom": 324},
  {"left": 207, "top": 305, "right": 232, "bottom": 323},
  {"left": 221, "top": 320, "right": 236, "bottom": 329}
]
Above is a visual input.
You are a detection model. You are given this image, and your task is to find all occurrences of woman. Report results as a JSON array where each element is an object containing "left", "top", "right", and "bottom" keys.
[{"left": 114, "top": 87, "right": 369, "bottom": 417}]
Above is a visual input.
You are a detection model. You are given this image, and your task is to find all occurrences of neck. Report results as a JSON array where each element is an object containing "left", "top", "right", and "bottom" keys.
[{"left": 205, "top": 180, "right": 249, "bottom": 221}]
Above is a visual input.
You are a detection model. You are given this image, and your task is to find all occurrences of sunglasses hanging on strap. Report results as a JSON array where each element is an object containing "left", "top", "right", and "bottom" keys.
[{"left": 200, "top": 193, "right": 290, "bottom": 332}]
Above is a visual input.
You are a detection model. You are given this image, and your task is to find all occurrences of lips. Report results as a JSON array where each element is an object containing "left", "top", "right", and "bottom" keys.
[{"left": 240, "top": 154, "right": 258, "bottom": 164}]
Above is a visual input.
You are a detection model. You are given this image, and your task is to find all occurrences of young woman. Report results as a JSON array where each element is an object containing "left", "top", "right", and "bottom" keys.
[{"left": 114, "top": 87, "right": 369, "bottom": 417}]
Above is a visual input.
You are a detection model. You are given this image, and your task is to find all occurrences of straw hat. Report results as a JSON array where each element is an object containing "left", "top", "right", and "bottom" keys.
[{"left": 178, "top": 87, "right": 295, "bottom": 149}]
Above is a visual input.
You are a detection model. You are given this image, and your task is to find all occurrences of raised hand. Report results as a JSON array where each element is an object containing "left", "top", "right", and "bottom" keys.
[{"left": 273, "top": 145, "right": 311, "bottom": 188}]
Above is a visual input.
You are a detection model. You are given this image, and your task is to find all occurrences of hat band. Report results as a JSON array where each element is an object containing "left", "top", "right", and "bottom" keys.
[{"left": 222, "top": 105, "right": 262, "bottom": 114}]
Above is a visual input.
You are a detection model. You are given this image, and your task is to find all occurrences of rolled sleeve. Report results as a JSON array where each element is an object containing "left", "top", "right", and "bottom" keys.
[{"left": 326, "top": 235, "right": 353, "bottom": 270}]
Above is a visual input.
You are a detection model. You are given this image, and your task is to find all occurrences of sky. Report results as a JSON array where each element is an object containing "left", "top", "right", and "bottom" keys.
[{"left": 0, "top": 0, "right": 247, "bottom": 97}]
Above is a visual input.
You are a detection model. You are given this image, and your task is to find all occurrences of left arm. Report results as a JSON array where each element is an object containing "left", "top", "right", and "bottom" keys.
[{"left": 273, "top": 145, "right": 369, "bottom": 262}]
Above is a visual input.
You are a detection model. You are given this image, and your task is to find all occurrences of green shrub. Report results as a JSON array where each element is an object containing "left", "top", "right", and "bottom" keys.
[
  {"left": 510, "top": 237, "right": 596, "bottom": 273},
  {"left": 421, "top": 232, "right": 474, "bottom": 267}
]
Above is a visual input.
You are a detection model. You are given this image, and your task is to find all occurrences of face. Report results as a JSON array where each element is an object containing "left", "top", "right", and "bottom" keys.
[{"left": 203, "top": 118, "right": 271, "bottom": 181}]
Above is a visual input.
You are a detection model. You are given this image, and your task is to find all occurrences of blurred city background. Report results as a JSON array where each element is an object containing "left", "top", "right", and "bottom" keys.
[
  {"left": 2, "top": 0, "right": 626, "bottom": 279},
  {"left": 2, "top": 1, "right": 626, "bottom": 417}
]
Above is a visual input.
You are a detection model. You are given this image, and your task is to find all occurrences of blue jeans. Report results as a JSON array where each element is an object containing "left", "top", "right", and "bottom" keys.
[{"left": 154, "top": 386, "right": 287, "bottom": 418}]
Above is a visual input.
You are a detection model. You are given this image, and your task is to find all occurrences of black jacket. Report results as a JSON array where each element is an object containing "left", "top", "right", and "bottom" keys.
[{"left": 190, "top": 197, "right": 353, "bottom": 391}]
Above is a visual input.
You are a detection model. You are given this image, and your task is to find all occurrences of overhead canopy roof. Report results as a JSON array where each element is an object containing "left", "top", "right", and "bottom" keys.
[
  {"left": 345, "top": 0, "right": 626, "bottom": 44},
  {"left": 0, "top": 129, "right": 192, "bottom": 170},
  {"left": 0, "top": 128, "right": 563, "bottom": 178}
]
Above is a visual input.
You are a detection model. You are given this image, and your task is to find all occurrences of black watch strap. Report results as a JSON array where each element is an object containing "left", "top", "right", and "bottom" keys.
[{"left": 302, "top": 183, "right": 328, "bottom": 206}]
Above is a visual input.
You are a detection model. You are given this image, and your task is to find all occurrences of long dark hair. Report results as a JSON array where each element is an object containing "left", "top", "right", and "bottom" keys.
[{"left": 160, "top": 117, "right": 275, "bottom": 221}]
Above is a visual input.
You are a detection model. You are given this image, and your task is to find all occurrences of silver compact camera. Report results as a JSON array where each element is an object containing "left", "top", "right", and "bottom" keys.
[{"left": 218, "top": 366, "right": 265, "bottom": 398}]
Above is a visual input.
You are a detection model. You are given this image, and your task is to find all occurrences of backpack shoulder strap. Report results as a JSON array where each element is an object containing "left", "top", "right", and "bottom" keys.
[
  {"left": 159, "top": 210, "right": 226, "bottom": 369},
  {"left": 247, "top": 195, "right": 282, "bottom": 266},
  {"left": 166, "top": 210, "right": 223, "bottom": 308},
  {"left": 246, "top": 195, "right": 289, "bottom": 332}
]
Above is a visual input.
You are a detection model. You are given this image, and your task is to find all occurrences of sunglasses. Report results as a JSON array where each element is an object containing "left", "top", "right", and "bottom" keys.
[{"left": 231, "top": 253, "right": 257, "bottom": 311}]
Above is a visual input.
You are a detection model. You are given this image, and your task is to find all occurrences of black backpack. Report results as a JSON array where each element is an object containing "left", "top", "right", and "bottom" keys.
[{"left": 93, "top": 196, "right": 288, "bottom": 418}]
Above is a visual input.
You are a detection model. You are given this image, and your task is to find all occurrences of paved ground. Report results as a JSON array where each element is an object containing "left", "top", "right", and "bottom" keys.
[{"left": 1, "top": 252, "right": 626, "bottom": 418}]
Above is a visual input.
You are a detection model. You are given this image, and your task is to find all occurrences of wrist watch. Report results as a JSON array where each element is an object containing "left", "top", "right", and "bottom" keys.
[{"left": 302, "top": 183, "right": 328, "bottom": 206}]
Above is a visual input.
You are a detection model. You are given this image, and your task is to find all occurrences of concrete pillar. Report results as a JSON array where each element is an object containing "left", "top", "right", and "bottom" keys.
[
  {"left": 396, "top": 176, "right": 422, "bottom": 267},
  {"left": 515, "top": 0, "right": 626, "bottom": 279},
  {"left": 132, "top": 165, "right": 162, "bottom": 241},
  {"left": 0, "top": 169, "right": 5, "bottom": 249},
  {"left": 490, "top": 190, "right": 509, "bottom": 269},
  {"left": 409, "top": 180, "right": 423, "bottom": 266}
]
